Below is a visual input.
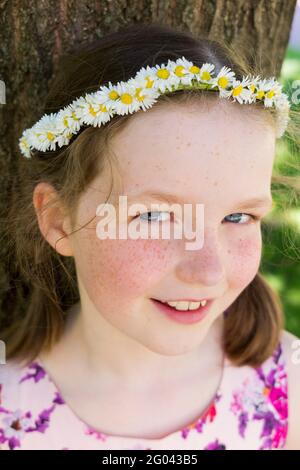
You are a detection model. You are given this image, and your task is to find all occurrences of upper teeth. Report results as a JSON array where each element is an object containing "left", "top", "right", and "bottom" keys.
[{"left": 164, "top": 300, "right": 207, "bottom": 310}]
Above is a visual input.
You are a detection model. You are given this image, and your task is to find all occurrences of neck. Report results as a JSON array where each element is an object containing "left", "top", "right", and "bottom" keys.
[{"left": 40, "top": 300, "right": 225, "bottom": 392}]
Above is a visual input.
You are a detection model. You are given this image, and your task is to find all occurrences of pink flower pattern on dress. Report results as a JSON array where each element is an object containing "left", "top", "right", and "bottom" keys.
[
  {"left": 230, "top": 343, "right": 287, "bottom": 449},
  {"left": 0, "top": 363, "right": 65, "bottom": 450}
]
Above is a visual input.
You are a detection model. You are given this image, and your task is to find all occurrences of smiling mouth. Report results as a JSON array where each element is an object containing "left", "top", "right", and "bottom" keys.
[
  {"left": 150, "top": 298, "right": 213, "bottom": 324},
  {"left": 151, "top": 298, "right": 212, "bottom": 309}
]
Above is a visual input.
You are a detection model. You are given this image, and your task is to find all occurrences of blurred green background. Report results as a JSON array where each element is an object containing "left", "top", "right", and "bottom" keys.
[{"left": 260, "top": 46, "right": 300, "bottom": 337}]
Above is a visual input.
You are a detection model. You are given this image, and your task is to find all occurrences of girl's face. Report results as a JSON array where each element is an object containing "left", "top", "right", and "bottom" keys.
[{"left": 67, "top": 99, "right": 276, "bottom": 355}]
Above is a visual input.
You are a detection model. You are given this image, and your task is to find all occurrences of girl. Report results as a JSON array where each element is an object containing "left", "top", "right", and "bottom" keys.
[{"left": 0, "top": 23, "right": 300, "bottom": 450}]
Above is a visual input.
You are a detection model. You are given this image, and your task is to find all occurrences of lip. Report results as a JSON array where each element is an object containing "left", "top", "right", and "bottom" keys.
[
  {"left": 150, "top": 298, "right": 213, "bottom": 324},
  {"left": 153, "top": 298, "right": 213, "bottom": 303}
]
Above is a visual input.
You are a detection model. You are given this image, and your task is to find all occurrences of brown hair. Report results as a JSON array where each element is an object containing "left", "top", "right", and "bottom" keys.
[{"left": 2, "top": 22, "right": 300, "bottom": 368}]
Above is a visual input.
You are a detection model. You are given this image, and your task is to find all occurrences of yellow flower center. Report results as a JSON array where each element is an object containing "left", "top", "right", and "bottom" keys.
[
  {"left": 266, "top": 90, "right": 275, "bottom": 99},
  {"left": 145, "top": 76, "right": 154, "bottom": 88},
  {"left": 135, "top": 88, "right": 145, "bottom": 102},
  {"left": 121, "top": 93, "right": 133, "bottom": 105},
  {"left": 190, "top": 65, "right": 200, "bottom": 74},
  {"left": 156, "top": 68, "right": 170, "bottom": 80},
  {"left": 100, "top": 104, "right": 107, "bottom": 112},
  {"left": 63, "top": 117, "right": 69, "bottom": 127},
  {"left": 47, "top": 132, "right": 54, "bottom": 141},
  {"left": 72, "top": 111, "right": 78, "bottom": 120},
  {"left": 256, "top": 90, "right": 265, "bottom": 99},
  {"left": 201, "top": 71, "right": 211, "bottom": 81},
  {"left": 250, "top": 84, "right": 256, "bottom": 93},
  {"left": 109, "top": 90, "right": 119, "bottom": 100},
  {"left": 89, "top": 105, "right": 97, "bottom": 117},
  {"left": 218, "top": 76, "right": 228, "bottom": 88},
  {"left": 175, "top": 65, "right": 185, "bottom": 77},
  {"left": 232, "top": 85, "right": 243, "bottom": 96}
]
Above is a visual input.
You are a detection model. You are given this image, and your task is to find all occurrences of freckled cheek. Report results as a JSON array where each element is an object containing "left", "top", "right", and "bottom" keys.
[
  {"left": 74, "top": 236, "right": 174, "bottom": 299},
  {"left": 226, "top": 232, "right": 262, "bottom": 289}
]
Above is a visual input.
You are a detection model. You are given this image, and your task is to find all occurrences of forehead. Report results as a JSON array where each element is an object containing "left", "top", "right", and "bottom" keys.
[{"left": 108, "top": 99, "right": 276, "bottom": 200}]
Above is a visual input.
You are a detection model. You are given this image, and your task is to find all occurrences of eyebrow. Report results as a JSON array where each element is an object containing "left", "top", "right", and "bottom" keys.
[{"left": 127, "top": 190, "right": 273, "bottom": 209}]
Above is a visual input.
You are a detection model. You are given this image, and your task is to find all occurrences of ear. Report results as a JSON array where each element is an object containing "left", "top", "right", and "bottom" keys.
[{"left": 33, "top": 182, "right": 74, "bottom": 257}]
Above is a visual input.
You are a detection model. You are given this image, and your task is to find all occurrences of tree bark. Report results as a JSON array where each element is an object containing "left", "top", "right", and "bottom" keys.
[{"left": 0, "top": 0, "right": 297, "bottom": 321}]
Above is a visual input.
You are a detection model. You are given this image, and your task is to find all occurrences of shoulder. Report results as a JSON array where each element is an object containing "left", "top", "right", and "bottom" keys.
[{"left": 279, "top": 329, "right": 300, "bottom": 450}]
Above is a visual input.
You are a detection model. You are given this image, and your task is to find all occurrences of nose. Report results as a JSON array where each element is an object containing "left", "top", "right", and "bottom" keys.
[{"left": 175, "top": 229, "right": 226, "bottom": 286}]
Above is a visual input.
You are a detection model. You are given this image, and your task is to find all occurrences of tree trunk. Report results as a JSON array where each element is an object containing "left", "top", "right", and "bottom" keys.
[{"left": 0, "top": 0, "right": 297, "bottom": 322}]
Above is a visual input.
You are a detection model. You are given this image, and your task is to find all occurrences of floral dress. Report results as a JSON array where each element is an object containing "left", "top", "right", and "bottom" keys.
[{"left": 0, "top": 342, "right": 288, "bottom": 450}]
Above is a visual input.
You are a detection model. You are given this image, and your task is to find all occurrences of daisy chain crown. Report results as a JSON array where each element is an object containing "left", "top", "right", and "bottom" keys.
[{"left": 19, "top": 57, "right": 291, "bottom": 159}]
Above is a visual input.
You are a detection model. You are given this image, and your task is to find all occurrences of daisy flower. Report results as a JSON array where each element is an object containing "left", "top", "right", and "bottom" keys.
[
  {"left": 87, "top": 81, "right": 121, "bottom": 115},
  {"left": 170, "top": 57, "right": 197, "bottom": 86},
  {"left": 28, "top": 113, "right": 61, "bottom": 152},
  {"left": 127, "top": 77, "right": 160, "bottom": 111},
  {"left": 247, "top": 75, "right": 261, "bottom": 94},
  {"left": 253, "top": 77, "right": 282, "bottom": 106},
  {"left": 73, "top": 92, "right": 115, "bottom": 126},
  {"left": 150, "top": 61, "right": 179, "bottom": 93},
  {"left": 198, "top": 63, "right": 215, "bottom": 85},
  {"left": 229, "top": 77, "right": 253, "bottom": 104},
  {"left": 19, "top": 129, "right": 32, "bottom": 159},
  {"left": 134, "top": 65, "right": 158, "bottom": 90},
  {"left": 185, "top": 61, "right": 202, "bottom": 81},
  {"left": 264, "top": 82, "right": 283, "bottom": 107},
  {"left": 56, "top": 104, "right": 81, "bottom": 136},
  {"left": 93, "top": 81, "right": 141, "bottom": 116},
  {"left": 106, "top": 81, "right": 144, "bottom": 115},
  {"left": 212, "top": 66, "right": 236, "bottom": 97}
]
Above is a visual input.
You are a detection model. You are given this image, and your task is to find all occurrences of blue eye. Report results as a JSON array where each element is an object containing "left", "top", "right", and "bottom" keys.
[
  {"left": 135, "top": 211, "right": 259, "bottom": 225},
  {"left": 224, "top": 213, "right": 259, "bottom": 224},
  {"left": 136, "top": 211, "right": 172, "bottom": 223}
]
